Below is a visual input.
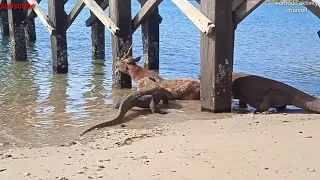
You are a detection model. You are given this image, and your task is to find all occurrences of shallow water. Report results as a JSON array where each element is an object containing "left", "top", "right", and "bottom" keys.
[{"left": 0, "top": 1, "right": 319, "bottom": 148}]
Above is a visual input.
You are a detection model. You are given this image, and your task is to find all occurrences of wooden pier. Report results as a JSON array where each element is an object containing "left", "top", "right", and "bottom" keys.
[{"left": 0, "top": 0, "right": 319, "bottom": 113}]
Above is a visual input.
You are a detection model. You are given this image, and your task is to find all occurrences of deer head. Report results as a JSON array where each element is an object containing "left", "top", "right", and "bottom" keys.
[{"left": 115, "top": 43, "right": 142, "bottom": 74}]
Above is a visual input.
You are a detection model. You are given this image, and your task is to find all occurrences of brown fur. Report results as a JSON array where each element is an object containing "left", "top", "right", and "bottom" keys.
[{"left": 115, "top": 58, "right": 200, "bottom": 100}]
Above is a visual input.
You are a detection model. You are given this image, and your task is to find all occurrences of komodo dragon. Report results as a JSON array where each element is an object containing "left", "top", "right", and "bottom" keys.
[
  {"left": 232, "top": 73, "right": 320, "bottom": 113},
  {"left": 80, "top": 81, "right": 174, "bottom": 136}
]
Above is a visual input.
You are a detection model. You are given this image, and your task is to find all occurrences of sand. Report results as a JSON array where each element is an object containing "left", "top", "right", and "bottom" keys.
[{"left": 0, "top": 105, "right": 320, "bottom": 180}]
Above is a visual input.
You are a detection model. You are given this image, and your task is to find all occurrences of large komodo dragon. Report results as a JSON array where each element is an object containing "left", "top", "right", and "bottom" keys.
[
  {"left": 231, "top": 73, "right": 320, "bottom": 113},
  {"left": 80, "top": 82, "right": 174, "bottom": 136}
]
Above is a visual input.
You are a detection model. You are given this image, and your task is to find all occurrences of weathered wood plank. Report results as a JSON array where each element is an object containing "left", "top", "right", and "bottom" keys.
[
  {"left": 23, "top": 0, "right": 36, "bottom": 41},
  {"left": 137, "top": 0, "right": 163, "bottom": 23},
  {"left": 200, "top": 0, "right": 234, "bottom": 112},
  {"left": 48, "top": 0, "right": 68, "bottom": 73},
  {"left": 24, "top": 17, "right": 36, "bottom": 41},
  {"left": 7, "top": 0, "right": 27, "bottom": 61},
  {"left": 0, "top": 0, "right": 9, "bottom": 36},
  {"left": 172, "top": 0, "right": 215, "bottom": 35},
  {"left": 85, "top": 0, "right": 109, "bottom": 27},
  {"left": 140, "top": 0, "right": 160, "bottom": 70},
  {"left": 132, "top": 0, "right": 163, "bottom": 33},
  {"left": 305, "top": 3, "right": 320, "bottom": 19},
  {"left": 82, "top": 0, "right": 119, "bottom": 35},
  {"left": 196, "top": 0, "right": 246, "bottom": 11},
  {"left": 27, "top": 0, "right": 56, "bottom": 35},
  {"left": 232, "top": 0, "right": 246, "bottom": 11},
  {"left": 66, "top": 0, "right": 85, "bottom": 29},
  {"left": 27, "top": 0, "right": 40, "bottom": 18},
  {"left": 91, "top": 0, "right": 105, "bottom": 59},
  {"left": 110, "top": 0, "right": 132, "bottom": 88},
  {"left": 234, "top": 0, "right": 265, "bottom": 25}
]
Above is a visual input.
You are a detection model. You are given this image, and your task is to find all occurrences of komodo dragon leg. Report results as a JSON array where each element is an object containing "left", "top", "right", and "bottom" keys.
[
  {"left": 149, "top": 97, "right": 168, "bottom": 114},
  {"left": 253, "top": 94, "right": 272, "bottom": 114},
  {"left": 253, "top": 87, "right": 274, "bottom": 114}
]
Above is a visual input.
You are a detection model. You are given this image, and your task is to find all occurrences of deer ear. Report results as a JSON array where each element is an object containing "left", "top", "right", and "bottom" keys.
[{"left": 132, "top": 56, "right": 141, "bottom": 62}]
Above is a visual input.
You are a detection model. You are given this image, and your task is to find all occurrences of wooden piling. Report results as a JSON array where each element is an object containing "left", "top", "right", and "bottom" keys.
[
  {"left": 23, "top": 0, "right": 36, "bottom": 41},
  {"left": 200, "top": 0, "right": 234, "bottom": 113},
  {"left": 140, "top": 1, "right": 160, "bottom": 70},
  {"left": 48, "top": 0, "right": 68, "bottom": 73},
  {"left": 91, "top": 0, "right": 105, "bottom": 60},
  {"left": 7, "top": 0, "right": 27, "bottom": 61},
  {"left": 0, "top": 0, "right": 10, "bottom": 36},
  {"left": 110, "top": 0, "right": 132, "bottom": 88}
]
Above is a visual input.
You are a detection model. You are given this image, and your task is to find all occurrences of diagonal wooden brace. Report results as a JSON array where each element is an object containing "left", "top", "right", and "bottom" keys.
[
  {"left": 27, "top": 0, "right": 56, "bottom": 35},
  {"left": 66, "top": 0, "right": 85, "bottom": 29},
  {"left": 82, "top": 0, "right": 119, "bottom": 35},
  {"left": 27, "top": 0, "right": 40, "bottom": 18},
  {"left": 137, "top": 0, "right": 163, "bottom": 23},
  {"left": 85, "top": 0, "right": 109, "bottom": 27},
  {"left": 172, "top": 0, "right": 215, "bottom": 35},
  {"left": 233, "top": 0, "right": 265, "bottom": 26},
  {"left": 132, "top": 0, "right": 163, "bottom": 33},
  {"left": 304, "top": 0, "right": 320, "bottom": 19}
]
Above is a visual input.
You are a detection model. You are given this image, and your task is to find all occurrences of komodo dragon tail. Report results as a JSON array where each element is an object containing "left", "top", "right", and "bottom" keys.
[
  {"left": 291, "top": 91, "right": 320, "bottom": 114},
  {"left": 80, "top": 94, "right": 138, "bottom": 136}
]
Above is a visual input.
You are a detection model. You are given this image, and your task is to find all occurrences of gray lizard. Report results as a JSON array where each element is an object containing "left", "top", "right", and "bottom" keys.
[
  {"left": 80, "top": 78, "right": 174, "bottom": 136},
  {"left": 232, "top": 73, "right": 320, "bottom": 113}
]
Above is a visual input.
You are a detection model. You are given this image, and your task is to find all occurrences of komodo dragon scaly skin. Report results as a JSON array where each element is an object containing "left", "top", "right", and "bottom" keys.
[
  {"left": 80, "top": 82, "right": 174, "bottom": 136},
  {"left": 232, "top": 73, "right": 320, "bottom": 113}
]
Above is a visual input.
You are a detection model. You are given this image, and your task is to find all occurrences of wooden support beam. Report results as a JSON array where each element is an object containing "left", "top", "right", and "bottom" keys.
[
  {"left": 23, "top": 0, "right": 36, "bottom": 41},
  {"left": 7, "top": 0, "right": 27, "bottom": 61},
  {"left": 132, "top": 0, "right": 163, "bottom": 33},
  {"left": 66, "top": 0, "right": 85, "bottom": 29},
  {"left": 48, "top": 0, "right": 68, "bottom": 73},
  {"left": 110, "top": 0, "right": 132, "bottom": 88},
  {"left": 85, "top": 0, "right": 109, "bottom": 27},
  {"left": 232, "top": 0, "right": 246, "bottom": 11},
  {"left": 137, "top": 0, "right": 163, "bottom": 23},
  {"left": 200, "top": 0, "right": 234, "bottom": 113},
  {"left": 195, "top": 0, "right": 247, "bottom": 11},
  {"left": 91, "top": 0, "right": 105, "bottom": 59},
  {"left": 9, "top": 0, "right": 29, "bottom": 53},
  {"left": 171, "top": 0, "right": 215, "bottom": 35},
  {"left": 27, "top": 0, "right": 56, "bottom": 35},
  {"left": 305, "top": 3, "right": 320, "bottom": 19},
  {"left": 140, "top": 0, "right": 160, "bottom": 70},
  {"left": 27, "top": 0, "right": 40, "bottom": 18},
  {"left": 0, "top": 0, "right": 9, "bottom": 36},
  {"left": 82, "top": 0, "right": 119, "bottom": 36},
  {"left": 234, "top": 0, "right": 265, "bottom": 25},
  {"left": 24, "top": 16, "right": 36, "bottom": 41}
]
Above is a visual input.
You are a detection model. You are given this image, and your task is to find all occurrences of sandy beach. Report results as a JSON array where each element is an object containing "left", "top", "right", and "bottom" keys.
[{"left": 0, "top": 100, "right": 320, "bottom": 180}]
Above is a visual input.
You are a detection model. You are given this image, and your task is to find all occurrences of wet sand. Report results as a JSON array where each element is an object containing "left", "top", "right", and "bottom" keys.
[{"left": 0, "top": 101, "right": 320, "bottom": 180}]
